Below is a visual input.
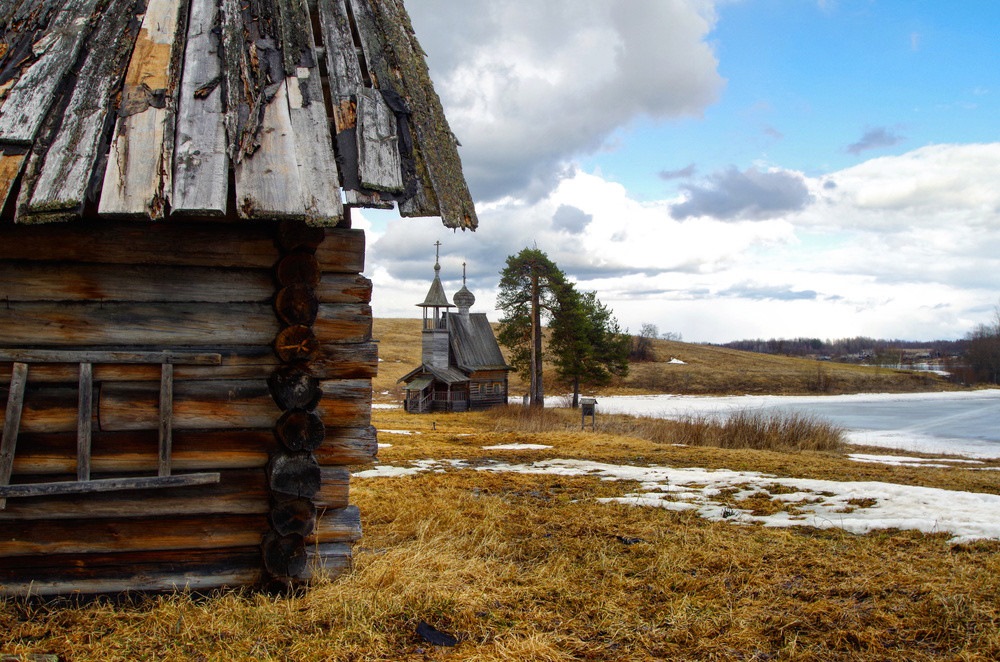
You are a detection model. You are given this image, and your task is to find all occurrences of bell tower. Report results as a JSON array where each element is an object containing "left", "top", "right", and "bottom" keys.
[{"left": 416, "top": 242, "right": 453, "bottom": 368}]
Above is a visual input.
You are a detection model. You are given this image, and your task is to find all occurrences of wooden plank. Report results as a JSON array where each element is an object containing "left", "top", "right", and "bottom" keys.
[
  {"left": 9, "top": 426, "right": 375, "bottom": 476},
  {"left": 0, "top": 361, "right": 27, "bottom": 509},
  {"left": 0, "top": 547, "right": 263, "bottom": 596},
  {"left": 357, "top": 87, "right": 403, "bottom": 192},
  {"left": 0, "top": 302, "right": 277, "bottom": 346},
  {"left": 17, "top": 0, "right": 142, "bottom": 224},
  {"left": 99, "top": 380, "right": 281, "bottom": 432},
  {"left": 315, "top": 0, "right": 397, "bottom": 209},
  {"left": 76, "top": 362, "right": 92, "bottom": 481},
  {"left": 158, "top": 363, "right": 173, "bottom": 476},
  {"left": 98, "top": 0, "right": 187, "bottom": 218},
  {"left": 0, "top": 0, "right": 99, "bottom": 145},
  {"left": 1, "top": 342, "right": 378, "bottom": 382},
  {"left": 0, "top": 469, "right": 270, "bottom": 520},
  {"left": 0, "top": 302, "right": 370, "bottom": 347},
  {"left": 0, "top": 222, "right": 364, "bottom": 272},
  {"left": 0, "top": 513, "right": 269, "bottom": 557},
  {"left": 234, "top": 78, "right": 306, "bottom": 219},
  {"left": 0, "top": 472, "right": 220, "bottom": 499},
  {"left": 0, "top": 263, "right": 370, "bottom": 304},
  {"left": 279, "top": 0, "right": 343, "bottom": 225},
  {"left": 96, "top": 379, "right": 371, "bottom": 432},
  {"left": 0, "top": 349, "right": 222, "bottom": 365},
  {"left": 172, "top": 0, "right": 228, "bottom": 217}
]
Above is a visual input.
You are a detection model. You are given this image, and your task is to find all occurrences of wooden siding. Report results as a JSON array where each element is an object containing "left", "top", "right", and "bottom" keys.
[
  {"left": 0, "top": 0, "right": 476, "bottom": 229},
  {"left": 0, "top": 221, "right": 373, "bottom": 594}
]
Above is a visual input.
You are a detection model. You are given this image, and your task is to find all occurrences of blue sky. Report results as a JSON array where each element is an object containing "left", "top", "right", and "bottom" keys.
[{"left": 359, "top": 0, "right": 1000, "bottom": 343}]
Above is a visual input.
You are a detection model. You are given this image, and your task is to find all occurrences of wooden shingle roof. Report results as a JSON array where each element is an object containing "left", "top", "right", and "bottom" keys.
[{"left": 0, "top": 0, "right": 477, "bottom": 228}]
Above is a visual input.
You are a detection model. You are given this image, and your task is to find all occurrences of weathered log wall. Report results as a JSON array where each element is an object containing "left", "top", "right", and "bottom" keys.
[{"left": 0, "top": 221, "right": 373, "bottom": 595}]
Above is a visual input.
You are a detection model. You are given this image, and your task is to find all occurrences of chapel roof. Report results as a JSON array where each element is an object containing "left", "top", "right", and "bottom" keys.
[{"left": 0, "top": 0, "right": 477, "bottom": 229}]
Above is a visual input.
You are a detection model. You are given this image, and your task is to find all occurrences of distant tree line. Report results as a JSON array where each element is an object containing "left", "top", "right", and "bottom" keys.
[
  {"left": 719, "top": 336, "right": 966, "bottom": 362},
  {"left": 964, "top": 304, "right": 1000, "bottom": 385}
]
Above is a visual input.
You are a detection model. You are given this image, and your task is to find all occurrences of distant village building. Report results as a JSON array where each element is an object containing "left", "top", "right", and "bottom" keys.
[{"left": 399, "top": 246, "right": 511, "bottom": 413}]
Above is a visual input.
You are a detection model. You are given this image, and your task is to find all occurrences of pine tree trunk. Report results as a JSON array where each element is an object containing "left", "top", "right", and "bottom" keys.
[
  {"left": 572, "top": 376, "right": 579, "bottom": 409},
  {"left": 530, "top": 272, "right": 544, "bottom": 407}
]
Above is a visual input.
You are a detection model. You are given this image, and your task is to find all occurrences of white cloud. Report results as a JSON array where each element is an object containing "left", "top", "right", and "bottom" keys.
[
  {"left": 368, "top": 143, "right": 1000, "bottom": 342},
  {"left": 407, "top": 0, "right": 725, "bottom": 201}
]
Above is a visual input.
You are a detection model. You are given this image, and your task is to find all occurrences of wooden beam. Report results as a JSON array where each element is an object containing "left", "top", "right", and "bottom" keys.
[
  {"left": 0, "top": 349, "right": 222, "bottom": 365},
  {"left": 77, "top": 362, "right": 93, "bottom": 481},
  {"left": 158, "top": 363, "right": 174, "bottom": 476},
  {"left": 0, "top": 223, "right": 364, "bottom": 272},
  {"left": 0, "top": 362, "right": 28, "bottom": 509},
  {"left": 1, "top": 342, "right": 378, "bottom": 383},
  {"left": 0, "top": 472, "right": 220, "bottom": 500},
  {"left": 10, "top": 426, "right": 376, "bottom": 476}
]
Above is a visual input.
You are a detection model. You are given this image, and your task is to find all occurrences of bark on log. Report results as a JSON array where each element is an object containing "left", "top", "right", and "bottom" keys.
[
  {"left": 269, "top": 496, "right": 316, "bottom": 537},
  {"left": 261, "top": 531, "right": 307, "bottom": 578},
  {"left": 275, "top": 409, "right": 325, "bottom": 451},
  {"left": 267, "top": 365, "right": 322, "bottom": 410},
  {"left": 275, "top": 284, "right": 319, "bottom": 326},
  {"left": 276, "top": 251, "right": 322, "bottom": 288},
  {"left": 267, "top": 451, "right": 321, "bottom": 498}
]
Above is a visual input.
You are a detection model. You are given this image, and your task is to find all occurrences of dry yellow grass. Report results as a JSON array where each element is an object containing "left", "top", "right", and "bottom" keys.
[{"left": 1, "top": 321, "right": 994, "bottom": 660}]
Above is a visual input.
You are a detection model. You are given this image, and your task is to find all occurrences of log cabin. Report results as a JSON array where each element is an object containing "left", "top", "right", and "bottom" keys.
[
  {"left": 400, "top": 255, "right": 510, "bottom": 413},
  {"left": 0, "top": 0, "right": 476, "bottom": 595}
]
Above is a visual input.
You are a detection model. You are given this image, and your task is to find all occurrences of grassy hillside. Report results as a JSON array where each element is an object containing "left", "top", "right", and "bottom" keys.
[
  {"left": 373, "top": 318, "right": 955, "bottom": 402},
  {"left": 2, "top": 319, "right": 992, "bottom": 661}
]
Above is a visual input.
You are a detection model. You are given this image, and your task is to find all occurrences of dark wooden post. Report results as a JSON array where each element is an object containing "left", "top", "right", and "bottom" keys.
[{"left": 581, "top": 397, "right": 597, "bottom": 431}]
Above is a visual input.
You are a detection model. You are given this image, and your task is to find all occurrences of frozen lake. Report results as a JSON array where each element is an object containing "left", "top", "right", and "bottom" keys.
[{"left": 595, "top": 390, "right": 1000, "bottom": 459}]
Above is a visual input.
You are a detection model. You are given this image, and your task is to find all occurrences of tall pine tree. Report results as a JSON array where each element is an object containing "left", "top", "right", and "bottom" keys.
[
  {"left": 550, "top": 288, "right": 630, "bottom": 408},
  {"left": 497, "top": 248, "right": 569, "bottom": 408}
]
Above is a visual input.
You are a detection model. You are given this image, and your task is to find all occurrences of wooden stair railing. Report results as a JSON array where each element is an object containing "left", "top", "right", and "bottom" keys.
[{"left": 0, "top": 350, "right": 224, "bottom": 510}]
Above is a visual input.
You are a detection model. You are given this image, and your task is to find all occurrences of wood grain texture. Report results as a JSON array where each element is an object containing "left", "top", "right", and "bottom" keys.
[
  {"left": 0, "top": 547, "right": 264, "bottom": 596},
  {"left": 0, "top": 223, "right": 365, "bottom": 272},
  {"left": 0, "top": 362, "right": 27, "bottom": 508},
  {"left": 0, "top": 513, "right": 270, "bottom": 557},
  {"left": 17, "top": 0, "right": 140, "bottom": 224},
  {"left": 279, "top": 0, "right": 343, "bottom": 225},
  {"left": 0, "top": 0, "right": 99, "bottom": 144},
  {"left": 1, "top": 342, "right": 378, "bottom": 382},
  {"left": 172, "top": 0, "right": 228, "bottom": 217},
  {"left": 98, "top": 0, "right": 188, "bottom": 218},
  {"left": 0, "top": 468, "right": 345, "bottom": 521},
  {"left": 357, "top": 87, "right": 403, "bottom": 192}
]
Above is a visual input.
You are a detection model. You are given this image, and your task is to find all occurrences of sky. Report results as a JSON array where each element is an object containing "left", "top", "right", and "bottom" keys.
[{"left": 356, "top": 0, "right": 1000, "bottom": 344}]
